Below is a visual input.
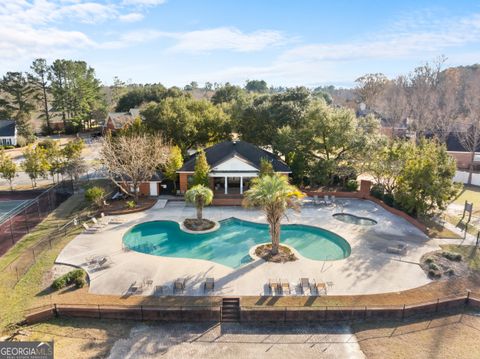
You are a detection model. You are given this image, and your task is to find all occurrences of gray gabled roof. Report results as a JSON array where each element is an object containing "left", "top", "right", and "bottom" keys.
[
  {"left": 0, "top": 120, "right": 15, "bottom": 137},
  {"left": 178, "top": 140, "right": 291, "bottom": 173}
]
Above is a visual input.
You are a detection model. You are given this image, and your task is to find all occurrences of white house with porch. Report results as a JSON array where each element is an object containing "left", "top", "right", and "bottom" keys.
[{"left": 177, "top": 140, "right": 291, "bottom": 198}]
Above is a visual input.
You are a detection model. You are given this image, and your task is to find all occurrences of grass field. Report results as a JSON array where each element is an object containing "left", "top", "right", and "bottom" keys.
[{"left": 353, "top": 311, "right": 480, "bottom": 359}]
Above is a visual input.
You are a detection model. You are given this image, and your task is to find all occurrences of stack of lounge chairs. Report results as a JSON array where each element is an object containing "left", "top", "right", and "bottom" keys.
[
  {"left": 86, "top": 255, "right": 113, "bottom": 270},
  {"left": 82, "top": 214, "right": 127, "bottom": 233},
  {"left": 386, "top": 243, "right": 408, "bottom": 255}
]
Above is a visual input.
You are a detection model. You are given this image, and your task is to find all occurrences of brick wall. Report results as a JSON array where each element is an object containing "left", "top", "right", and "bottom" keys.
[
  {"left": 179, "top": 173, "right": 189, "bottom": 193},
  {"left": 448, "top": 151, "right": 473, "bottom": 170}
]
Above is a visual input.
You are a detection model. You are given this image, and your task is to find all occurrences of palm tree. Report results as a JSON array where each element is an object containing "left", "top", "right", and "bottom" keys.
[
  {"left": 185, "top": 184, "right": 214, "bottom": 220},
  {"left": 243, "top": 175, "right": 304, "bottom": 255}
]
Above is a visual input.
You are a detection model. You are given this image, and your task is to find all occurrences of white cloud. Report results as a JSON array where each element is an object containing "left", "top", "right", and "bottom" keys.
[
  {"left": 118, "top": 12, "right": 144, "bottom": 22},
  {"left": 198, "top": 11, "right": 480, "bottom": 87},
  {"left": 54, "top": 2, "right": 118, "bottom": 24},
  {"left": 280, "top": 12, "right": 480, "bottom": 63},
  {"left": 169, "top": 27, "right": 285, "bottom": 53},
  {"left": 122, "top": 0, "right": 166, "bottom": 6},
  {"left": 100, "top": 27, "right": 285, "bottom": 52}
]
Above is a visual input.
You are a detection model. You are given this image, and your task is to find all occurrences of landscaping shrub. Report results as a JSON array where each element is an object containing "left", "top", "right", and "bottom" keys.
[
  {"left": 424, "top": 257, "right": 434, "bottom": 264},
  {"left": 370, "top": 184, "right": 384, "bottom": 200},
  {"left": 428, "top": 262, "right": 440, "bottom": 271},
  {"left": 444, "top": 268, "right": 455, "bottom": 276},
  {"left": 383, "top": 192, "right": 395, "bottom": 207},
  {"left": 345, "top": 179, "right": 358, "bottom": 192},
  {"left": 125, "top": 200, "right": 136, "bottom": 209},
  {"left": 51, "top": 269, "right": 87, "bottom": 290},
  {"left": 441, "top": 251, "right": 462, "bottom": 261},
  {"left": 85, "top": 186, "right": 105, "bottom": 208},
  {"left": 428, "top": 269, "right": 442, "bottom": 279}
]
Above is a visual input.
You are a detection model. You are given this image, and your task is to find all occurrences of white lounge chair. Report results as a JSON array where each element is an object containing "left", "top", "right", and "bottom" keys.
[
  {"left": 312, "top": 279, "right": 327, "bottom": 295},
  {"left": 269, "top": 278, "right": 279, "bottom": 296},
  {"left": 100, "top": 212, "right": 110, "bottom": 225},
  {"left": 281, "top": 279, "right": 291, "bottom": 295},
  {"left": 300, "top": 278, "right": 311, "bottom": 295},
  {"left": 313, "top": 195, "right": 319, "bottom": 205},
  {"left": 173, "top": 278, "right": 186, "bottom": 294},
  {"left": 82, "top": 222, "right": 99, "bottom": 233},
  {"left": 331, "top": 195, "right": 336, "bottom": 204},
  {"left": 109, "top": 216, "right": 127, "bottom": 224},
  {"left": 324, "top": 195, "right": 332, "bottom": 205},
  {"left": 91, "top": 217, "right": 106, "bottom": 228},
  {"left": 204, "top": 277, "right": 215, "bottom": 292}
]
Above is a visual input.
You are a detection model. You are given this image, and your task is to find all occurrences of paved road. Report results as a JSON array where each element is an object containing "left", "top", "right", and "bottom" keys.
[{"left": 107, "top": 322, "right": 365, "bottom": 359}]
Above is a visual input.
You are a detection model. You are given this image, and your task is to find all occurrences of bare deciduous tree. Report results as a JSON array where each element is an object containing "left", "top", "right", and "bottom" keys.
[
  {"left": 405, "top": 57, "right": 446, "bottom": 135},
  {"left": 456, "top": 67, "right": 480, "bottom": 184},
  {"left": 354, "top": 73, "right": 388, "bottom": 110},
  {"left": 101, "top": 134, "right": 171, "bottom": 201},
  {"left": 374, "top": 76, "right": 409, "bottom": 137}
]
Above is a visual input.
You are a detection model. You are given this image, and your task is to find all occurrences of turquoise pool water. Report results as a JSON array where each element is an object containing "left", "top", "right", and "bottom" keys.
[{"left": 123, "top": 218, "right": 351, "bottom": 268}]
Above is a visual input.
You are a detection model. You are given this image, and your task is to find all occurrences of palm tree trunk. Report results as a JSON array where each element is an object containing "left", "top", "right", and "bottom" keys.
[
  {"left": 270, "top": 216, "right": 281, "bottom": 255},
  {"left": 196, "top": 198, "right": 204, "bottom": 220}
]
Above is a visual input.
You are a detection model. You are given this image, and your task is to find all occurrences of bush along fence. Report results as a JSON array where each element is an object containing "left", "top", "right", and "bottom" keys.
[
  {"left": 24, "top": 292, "right": 479, "bottom": 325},
  {"left": 0, "top": 181, "right": 75, "bottom": 256}
]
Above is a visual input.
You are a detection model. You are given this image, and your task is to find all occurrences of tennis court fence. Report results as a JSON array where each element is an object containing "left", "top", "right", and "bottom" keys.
[{"left": 0, "top": 181, "right": 74, "bottom": 257}]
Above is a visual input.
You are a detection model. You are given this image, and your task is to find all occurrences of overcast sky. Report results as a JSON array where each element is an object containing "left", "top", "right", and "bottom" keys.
[{"left": 2, "top": 0, "right": 480, "bottom": 88}]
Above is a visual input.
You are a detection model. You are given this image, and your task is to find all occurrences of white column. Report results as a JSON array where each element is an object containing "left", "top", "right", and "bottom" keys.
[
  {"left": 224, "top": 176, "right": 228, "bottom": 194},
  {"left": 240, "top": 176, "right": 243, "bottom": 194}
]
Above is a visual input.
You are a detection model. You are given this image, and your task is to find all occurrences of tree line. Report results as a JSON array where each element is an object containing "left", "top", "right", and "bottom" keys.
[
  {"left": 0, "top": 138, "right": 85, "bottom": 189},
  {"left": 0, "top": 59, "right": 105, "bottom": 139}
]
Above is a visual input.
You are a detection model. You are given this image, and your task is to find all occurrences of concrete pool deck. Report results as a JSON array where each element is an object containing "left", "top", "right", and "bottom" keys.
[{"left": 56, "top": 198, "right": 452, "bottom": 297}]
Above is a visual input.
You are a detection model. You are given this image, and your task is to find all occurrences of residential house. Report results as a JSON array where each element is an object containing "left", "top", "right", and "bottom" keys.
[
  {"left": 102, "top": 109, "right": 140, "bottom": 133},
  {"left": 177, "top": 140, "right": 291, "bottom": 200},
  {"left": 0, "top": 120, "right": 17, "bottom": 146}
]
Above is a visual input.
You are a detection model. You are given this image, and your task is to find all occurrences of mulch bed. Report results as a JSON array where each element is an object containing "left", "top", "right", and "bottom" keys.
[
  {"left": 255, "top": 244, "right": 297, "bottom": 263},
  {"left": 101, "top": 198, "right": 157, "bottom": 215},
  {"left": 183, "top": 218, "right": 215, "bottom": 231},
  {"left": 420, "top": 250, "right": 469, "bottom": 279}
]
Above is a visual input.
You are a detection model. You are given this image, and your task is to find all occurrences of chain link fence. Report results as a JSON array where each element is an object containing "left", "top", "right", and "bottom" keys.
[{"left": 0, "top": 181, "right": 74, "bottom": 257}]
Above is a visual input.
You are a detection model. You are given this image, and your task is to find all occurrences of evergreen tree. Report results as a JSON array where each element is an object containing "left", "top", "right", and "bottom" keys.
[
  {"left": 29, "top": 59, "right": 51, "bottom": 133},
  {"left": 192, "top": 149, "right": 210, "bottom": 187},
  {"left": 164, "top": 145, "right": 183, "bottom": 191}
]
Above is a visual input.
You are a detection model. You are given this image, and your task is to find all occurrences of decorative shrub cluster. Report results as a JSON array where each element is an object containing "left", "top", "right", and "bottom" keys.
[
  {"left": 441, "top": 251, "right": 462, "bottom": 261},
  {"left": 51, "top": 269, "right": 87, "bottom": 290},
  {"left": 345, "top": 179, "right": 358, "bottom": 192}
]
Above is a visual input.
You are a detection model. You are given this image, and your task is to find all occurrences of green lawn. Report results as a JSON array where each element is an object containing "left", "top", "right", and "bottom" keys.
[
  {"left": 0, "top": 193, "right": 88, "bottom": 333},
  {"left": 441, "top": 244, "right": 480, "bottom": 271},
  {"left": 452, "top": 185, "right": 480, "bottom": 211}
]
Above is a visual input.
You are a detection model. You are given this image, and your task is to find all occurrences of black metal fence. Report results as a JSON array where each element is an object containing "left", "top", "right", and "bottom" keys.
[{"left": 0, "top": 181, "right": 74, "bottom": 257}]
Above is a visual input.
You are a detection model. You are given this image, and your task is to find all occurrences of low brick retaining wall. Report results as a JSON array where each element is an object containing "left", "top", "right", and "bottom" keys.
[
  {"left": 241, "top": 294, "right": 479, "bottom": 322},
  {"left": 25, "top": 305, "right": 221, "bottom": 325},
  {"left": 25, "top": 294, "right": 479, "bottom": 324}
]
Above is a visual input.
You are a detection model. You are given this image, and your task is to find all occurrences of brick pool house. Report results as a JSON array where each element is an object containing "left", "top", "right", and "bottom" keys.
[{"left": 177, "top": 141, "right": 291, "bottom": 204}]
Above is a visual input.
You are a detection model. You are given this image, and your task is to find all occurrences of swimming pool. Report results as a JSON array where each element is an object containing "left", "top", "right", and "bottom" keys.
[
  {"left": 333, "top": 213, "right": 377, "bottom": 226},
  {"left": 123, "top": 218, "right": 351, "bottom": 268}
]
